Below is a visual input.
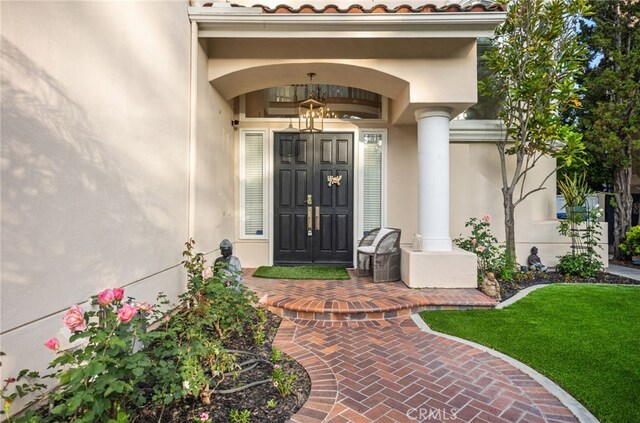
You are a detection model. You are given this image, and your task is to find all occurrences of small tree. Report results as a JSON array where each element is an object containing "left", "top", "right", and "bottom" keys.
[{"left": 482, "top": 0, "right": 590, "bottom": 259}]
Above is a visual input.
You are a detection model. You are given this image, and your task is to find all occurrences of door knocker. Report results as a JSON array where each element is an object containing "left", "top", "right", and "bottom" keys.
[{"left": 327, "top": 175, "right": 342, "bottom": 187}]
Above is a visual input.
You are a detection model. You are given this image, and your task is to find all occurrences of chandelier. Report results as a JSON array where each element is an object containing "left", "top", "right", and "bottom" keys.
[{"left": 298, "top": 73, "right": 325, "bottom": 133}]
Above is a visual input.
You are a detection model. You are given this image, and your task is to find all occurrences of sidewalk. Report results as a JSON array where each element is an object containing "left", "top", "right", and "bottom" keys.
[{"left": 606, "top": 264, "right": 640, "bottom": 281}]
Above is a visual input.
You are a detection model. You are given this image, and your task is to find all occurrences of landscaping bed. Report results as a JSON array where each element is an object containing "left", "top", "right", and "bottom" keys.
[
  {"left": 134, "top": 312, "right": 310, "bottom": 423},
  {"left": 3, "top": 240, "right": 311, "bottom": 423}
]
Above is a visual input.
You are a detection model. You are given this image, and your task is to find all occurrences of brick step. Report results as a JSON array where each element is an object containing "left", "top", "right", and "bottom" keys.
[
  {"left": 266, "top": 299, "right": 494, "bottom": 321},
  {"left": 244, "top": 269, "right": 497, "bottom": 321}
]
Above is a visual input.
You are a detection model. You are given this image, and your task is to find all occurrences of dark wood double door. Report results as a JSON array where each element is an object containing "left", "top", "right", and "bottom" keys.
[{"left": 274, "top": 132, "right": 354, "bottom": 266}]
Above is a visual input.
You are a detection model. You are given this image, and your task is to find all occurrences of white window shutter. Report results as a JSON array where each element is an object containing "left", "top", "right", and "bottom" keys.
[
  {"left": 363, "top": 133, "right": 383, "bottom": 232},
  {"left": 242, "top": 132, "right": 264, "bottom": 237}
]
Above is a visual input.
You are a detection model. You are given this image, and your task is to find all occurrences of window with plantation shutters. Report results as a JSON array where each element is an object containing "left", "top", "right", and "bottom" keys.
[
  {"left": 240, "top": 131, "right": 266, "bottom": 239},
  {"left": 361, "top": 131, "right": 386, "bottom": 235}
]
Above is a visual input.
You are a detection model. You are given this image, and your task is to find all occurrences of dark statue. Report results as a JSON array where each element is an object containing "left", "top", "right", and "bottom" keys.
[
  {"left": 527, "top": 246, "right": 547, "bottom": 272},
  {"left": 214, "top": 239, "right": 242, "bottom": 289}
]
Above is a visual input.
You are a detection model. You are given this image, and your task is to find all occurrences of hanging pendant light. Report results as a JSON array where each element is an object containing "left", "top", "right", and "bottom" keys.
[{"left": 298, "top": 73, "right": 325, "bottom": 133}]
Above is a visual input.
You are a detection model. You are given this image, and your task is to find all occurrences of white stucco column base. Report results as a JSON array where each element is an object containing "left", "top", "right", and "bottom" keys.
[{"left": 401, "top": 246, "right": 477, "bottom": 288}]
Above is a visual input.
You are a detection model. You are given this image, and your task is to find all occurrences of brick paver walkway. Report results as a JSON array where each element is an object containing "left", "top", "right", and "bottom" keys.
[
  {"left": 245, "top": 270, "right": 578, "bottom": 422},
  {"left": 276, "top": 318, "right": 578, "bottom": 423}
]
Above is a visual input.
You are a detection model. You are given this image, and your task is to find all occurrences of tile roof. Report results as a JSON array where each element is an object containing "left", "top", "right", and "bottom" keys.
[{"left": 201, "top": 3, "right": 505, "bottom": 13}]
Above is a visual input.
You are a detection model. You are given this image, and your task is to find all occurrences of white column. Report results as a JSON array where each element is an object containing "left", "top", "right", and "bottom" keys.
[{"left": 415, "top": 108, "right": 452, "bottom": 251}]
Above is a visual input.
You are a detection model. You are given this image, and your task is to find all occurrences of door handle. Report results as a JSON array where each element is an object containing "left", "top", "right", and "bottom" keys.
[
  {"left": 307, "top": 206, "right": 313, "bottom": 233},
  {"left": 315, "top": 206, "right": 320, "bottom": 230}
]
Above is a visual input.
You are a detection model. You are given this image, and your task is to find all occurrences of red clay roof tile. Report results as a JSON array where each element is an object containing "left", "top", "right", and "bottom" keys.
[{"left": 202, "top": 3, "right": 505, "bottom": 13}]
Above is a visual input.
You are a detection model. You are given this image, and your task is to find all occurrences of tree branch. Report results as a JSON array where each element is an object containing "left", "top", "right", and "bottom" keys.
[{"left": 514, "top": 165, "right": 558, "bottom": 207}]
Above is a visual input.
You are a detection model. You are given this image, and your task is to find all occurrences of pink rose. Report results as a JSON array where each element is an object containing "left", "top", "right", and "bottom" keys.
[
  {"left": 113, "top": 288, "right": 124, "bottom": 302},
  {"left": 63, "top": 305, "right": 87, "bottom": 332},
  {"left": 482, "top": 214, "right": 492, "bottom": 223},
  {"left": 200, "top": 413, "right": 209, "bottom": 421},
  {"left": 135, "top": 302, "right": 153, "bottom": 313},
  {"left": 117, "top": 303, "right": 138, "bottom": 323},
  {"left": 471, "top": 239, "right": 477, "bottom": 245},
  {"left": 44, "top": 338, "right": 60, "bottom": 351},
  {"left": 476, "top": 245, "right": 486, "bottom": 253},
  {"left": 202, "top": 268, "right": 213, "bottom": 279},
  {"left": 97, "top": 289, "right": 115, "bottom": 306}
]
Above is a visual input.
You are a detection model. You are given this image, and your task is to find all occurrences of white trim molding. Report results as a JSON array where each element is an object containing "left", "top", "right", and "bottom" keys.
[
  {"left": 189, "top": 9, "right": 506, "bottom": 39},
  {"left": 449, "top": 119, "right": 506, "bottom": 143}
]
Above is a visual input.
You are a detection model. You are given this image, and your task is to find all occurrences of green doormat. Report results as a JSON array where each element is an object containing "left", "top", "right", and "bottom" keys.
[{"left": 253, "top": 266, "right": 351, "bottom": 280}]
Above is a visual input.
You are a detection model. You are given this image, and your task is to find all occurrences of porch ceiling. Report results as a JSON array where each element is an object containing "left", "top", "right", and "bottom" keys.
[{"left": 210, "top": 62, "right": 408, "bottom": 101}]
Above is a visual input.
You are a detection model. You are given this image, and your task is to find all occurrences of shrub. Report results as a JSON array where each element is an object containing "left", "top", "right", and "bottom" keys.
[
  {"left": 9, "top": 290, "right": 162, "bottom": 422},
  {"left": 619, "top": 226, "right": 640, "bottom": 258},
  {"left": 556, "top": 253, "right": 602, "bottom": 278},
  {"left": 556, "top": 172, "right": 603, "bottom": 277},
  {"left": 184, "top": 239, "right": 257, "bottom": 340},
  {"left": 454, "top": 214, "right": 516, "bottom": 282}
]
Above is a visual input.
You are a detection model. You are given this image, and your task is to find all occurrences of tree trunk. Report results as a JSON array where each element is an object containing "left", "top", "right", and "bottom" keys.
[
  {"left": 613, "top": 166, "right": 633, "bottom": 257},
  {"left": 503, "top": 189, "right": 517, "bottom": 260}
]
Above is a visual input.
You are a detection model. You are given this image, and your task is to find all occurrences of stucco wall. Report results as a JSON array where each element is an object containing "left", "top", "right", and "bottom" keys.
[
  {"left": 1, "top": 0, "right": 191, "bottom": 396},
  {"left": 193, "top": 39, "right": 236, "bottom": 258}
]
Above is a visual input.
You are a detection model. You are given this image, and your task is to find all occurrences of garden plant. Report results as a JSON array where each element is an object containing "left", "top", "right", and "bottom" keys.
[
  {"left": 1, "top": 239, "right": 305, "bottom": 422},
  {"left": 556, "top": 173, "right": 604, "bottom": 277},
  {"left": 618, "top": 225, "right": 640, "bottom": 261},
  {"left": 454, "top": 214, "right": 516, "bottom": 283}
]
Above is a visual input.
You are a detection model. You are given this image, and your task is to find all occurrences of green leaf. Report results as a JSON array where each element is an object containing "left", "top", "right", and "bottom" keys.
[
  {"left": 51, "top": 403, "right": 67, "bottom": 414},
  {"left": 87, "top": 360, "right": 107, "bottom": 376},
  {"left": 68, "top": 394, "right": 83, "bottom": 412}
]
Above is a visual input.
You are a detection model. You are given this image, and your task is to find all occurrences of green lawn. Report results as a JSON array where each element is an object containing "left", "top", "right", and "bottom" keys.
[
  {"left": 420, "top": 284, "right": 640, "bottom": 423},
  {"left": 252, "top": 265, "right": 350, "bottom": 280}
]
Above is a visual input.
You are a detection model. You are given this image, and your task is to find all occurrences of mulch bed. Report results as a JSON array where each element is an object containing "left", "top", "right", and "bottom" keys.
[
  {"left": 133, "top": 312, "right": 310, "bottom": 422},
  {"left": 500, "top": 269, "right": 640, "bottom": 302}
]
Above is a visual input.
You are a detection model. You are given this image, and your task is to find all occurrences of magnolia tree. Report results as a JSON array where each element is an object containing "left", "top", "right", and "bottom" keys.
[{"left": 482, "top": 0, "right": 590, "bottom": 259}]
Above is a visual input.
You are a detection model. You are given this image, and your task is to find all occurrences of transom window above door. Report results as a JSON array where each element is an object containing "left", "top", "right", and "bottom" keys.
[{"left": 244, "top": 85, "right": 382, "bottom": 120}]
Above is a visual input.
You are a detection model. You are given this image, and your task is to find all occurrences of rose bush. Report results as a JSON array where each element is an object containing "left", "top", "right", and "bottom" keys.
[{"left": 454, "top": 215, "right": 516, "bottom": 282}]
